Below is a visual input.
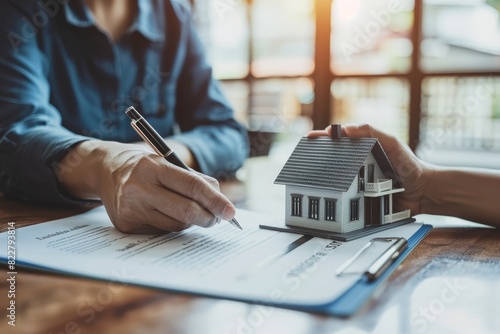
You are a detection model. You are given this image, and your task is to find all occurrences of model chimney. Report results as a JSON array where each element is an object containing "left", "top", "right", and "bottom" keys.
[{"left": 330, "top": 124, "right": 342, "bottom": 139}]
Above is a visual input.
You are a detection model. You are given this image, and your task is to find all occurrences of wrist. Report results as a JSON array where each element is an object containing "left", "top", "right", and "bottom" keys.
[
  {"left": 420, "top": 165, "right": 457, "bottom": 216},
  {"left": 54, "top": 140, "right": 107, "bottom": 200},
  {"left": 420, "top": 164, "right": 439, "bottom": 214},
  {"left": 56, "top": 140, "right": 146, "bottom": 200}
]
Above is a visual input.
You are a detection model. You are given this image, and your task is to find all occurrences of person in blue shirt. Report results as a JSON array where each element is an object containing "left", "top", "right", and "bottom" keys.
[{"left": 0, "top": 0, "right": 248, "bottom": 233}]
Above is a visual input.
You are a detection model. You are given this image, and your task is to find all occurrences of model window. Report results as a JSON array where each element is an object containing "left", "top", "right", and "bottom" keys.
[
  {"left": 324, "top": 198, "right": 336, "bottom": 221},
  {"left": 358, "top": 166, "right": 365, "bottom": 192},
  {"left": 291, "top": 194, "right": 303, "bottom": 217},
  {"left": 368, "top": 164, "right": 375, "bottom": 183},
  {"left": 350, "top": 198, "right": 360, "bottom": 221},
  {"left": 308, "top": 197, "right": 320, "bottom": 220}
]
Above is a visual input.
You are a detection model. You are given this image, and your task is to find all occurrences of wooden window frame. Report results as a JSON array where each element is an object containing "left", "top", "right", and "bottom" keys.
[{"left": 193, "top": 0, "right": 500, "bottom": 152}]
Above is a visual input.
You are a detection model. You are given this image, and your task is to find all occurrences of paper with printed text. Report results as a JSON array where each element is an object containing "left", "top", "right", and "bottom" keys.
[{"left": 0, "top": 207, "right": 422, "bottom": 305}]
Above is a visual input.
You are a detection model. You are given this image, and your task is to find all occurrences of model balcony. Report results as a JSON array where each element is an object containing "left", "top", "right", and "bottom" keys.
[
  {"left": 365, "top": 179, "right": 392, "bottom": 193},
  {"left": 384, "top": 209, "right": 411, "bottom": 223}
]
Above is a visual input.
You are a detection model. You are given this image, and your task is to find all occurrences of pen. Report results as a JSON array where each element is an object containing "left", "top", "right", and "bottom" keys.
[{"left": 125, "top": 106, "right": 243, "bottom": 230}]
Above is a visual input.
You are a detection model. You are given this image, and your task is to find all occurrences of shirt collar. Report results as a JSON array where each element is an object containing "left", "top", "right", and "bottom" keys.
[
  {"left": 64, "top": 0, "right": 165, "bottom": 42},
  {"left": 132, "top": 0, "right": 165, "bottom": 42},
  {"left": 64, "top": 0, "right": 94, "bottom": 28}
]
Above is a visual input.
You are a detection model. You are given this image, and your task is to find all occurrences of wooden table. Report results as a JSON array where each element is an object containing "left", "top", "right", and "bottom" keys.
[{"left": 1, "top": 168, "right": 499, "bottom": 334}]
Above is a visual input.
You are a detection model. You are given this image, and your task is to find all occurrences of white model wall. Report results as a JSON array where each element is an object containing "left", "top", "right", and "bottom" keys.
[
  {"left": 341, "top": 179, "right": 365, "bottom": 233},
  {"left": 285, "top": 185, "right": 344, "bottom": 232},
  {"left": 284, "top": 181, "right": 364, "bottom": 234}
]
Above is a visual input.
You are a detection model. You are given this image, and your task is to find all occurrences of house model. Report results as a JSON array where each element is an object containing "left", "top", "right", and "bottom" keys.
[{"left": 274, "top": 125, "right": 411, "bottom": 234}]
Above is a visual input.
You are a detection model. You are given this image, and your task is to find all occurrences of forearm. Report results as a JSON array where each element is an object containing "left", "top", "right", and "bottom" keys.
[
  {"left": 0, "top": 120, "right": 93, "bottom": 204},
  {"left": 172, "top": 125, "right": 248, "bottom": 177},
  {"left": 422, "top": 167, "right": 500, "bottom": 227}
]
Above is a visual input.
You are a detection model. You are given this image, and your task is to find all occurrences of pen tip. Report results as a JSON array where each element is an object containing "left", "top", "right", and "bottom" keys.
[{"left": 230, "top": 218, "right": 243, "bottom": 230}]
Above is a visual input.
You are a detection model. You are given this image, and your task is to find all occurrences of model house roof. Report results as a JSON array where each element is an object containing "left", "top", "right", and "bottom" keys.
[{"left": 274, "top": 137, "right": 400, "bottom": 191}]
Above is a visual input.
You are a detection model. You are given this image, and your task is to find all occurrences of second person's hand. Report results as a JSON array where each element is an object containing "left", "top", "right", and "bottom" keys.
[{"left": 308, "top": 124, "right": 434, "bottom": 216}]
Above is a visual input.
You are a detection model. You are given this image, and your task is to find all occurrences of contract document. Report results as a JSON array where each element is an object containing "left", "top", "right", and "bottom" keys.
[{"left": 0, "top": 206, "right": 428, "bottom": 312}]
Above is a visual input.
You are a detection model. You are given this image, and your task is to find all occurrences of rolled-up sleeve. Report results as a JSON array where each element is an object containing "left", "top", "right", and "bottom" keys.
[
  {"left": 171, "top": 5, "right": 249, "bottom": 178},
  {"left": 0, "top": 4, "right": 89, "bottom": 204}
]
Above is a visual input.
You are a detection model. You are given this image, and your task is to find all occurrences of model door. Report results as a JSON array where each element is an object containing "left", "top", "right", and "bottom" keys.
[{"left": 365, "top": 197, "right": 381, "bottom": 225}]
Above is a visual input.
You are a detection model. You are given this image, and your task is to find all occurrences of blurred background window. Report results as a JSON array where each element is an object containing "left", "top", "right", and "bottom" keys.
[
  {"left": 191, "top": 0, "right": 500, "bottom": 169},
  {"left": 331, "top": 0, "right": 415, "bottom": 75},
  {"left": 193, "top": 0, "right": 250, "bottom": 79},
  {"left": 251, "top": 0, "right": 315, "bottom": 77},
  {"left": 421, "top": 0, "right": 500, "bottom": 72},
  {"left": 331, "top": 78, "right": 410, "bottom": 140},
  {"left": 418, "top": 76, "right": 500, "bottom": 168}
]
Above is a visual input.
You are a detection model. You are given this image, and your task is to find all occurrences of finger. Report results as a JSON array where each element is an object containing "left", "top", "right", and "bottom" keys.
[
  {"left": 307, "top": 123, "right": 409, "bottom": 163},
  {"left": 149, "top": 183, "right": 221, "bottom": 228},
  {"left": 343, "top": 123, "right": 404, "bottom": 157},
  {"left": 113, "top": 205, "right": 192, "bottom": 234},
  {"left": 343, "top": 123, "right": 377, "bottom": 138},
  {"left": 145, "top": 208, "right": 195, "bottom": 232},
  {"left": 307, "top": 125, "right": 349, "bottom": 138},
  {"left": 307, "top": 130, "right": 329, "bottom": 138},
  {"left": 197, "top": 172, "right": 220, "bottom": 192},
  {"left": 307, "top": 124, "right": 405, "bottom": 157},
  {"left": 155, "top": 164, "right": 234, "bottom": 220},
  {"left": 343, "top": 123, "right": 421, "bottom": 180}
]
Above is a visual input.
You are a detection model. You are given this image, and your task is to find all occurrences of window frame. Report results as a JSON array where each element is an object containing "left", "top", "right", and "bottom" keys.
[
  {"left": 193, "top": 0, "right": 500, "bottom": 153},
  {"left": 324, "top": 198, "right": 337, "bottom": 222},
  {"left": 291, "top": 194, "right": 303, "bottom": 217},
  {"left": 308, "top": 196, "right": 320, "bottom": 220},
  {"left": 350, "top": 198, "right": 360, "bottom": 222}
]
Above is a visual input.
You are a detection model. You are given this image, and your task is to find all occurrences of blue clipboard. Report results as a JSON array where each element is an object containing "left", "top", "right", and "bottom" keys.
[{"left": 268, "top": 224, "right": 433, "bottom": 317}]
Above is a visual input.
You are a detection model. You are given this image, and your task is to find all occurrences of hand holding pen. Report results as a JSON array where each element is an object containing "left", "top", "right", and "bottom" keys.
[
  {"left": 59, "top": 110, "right": 242, "bottom": 235},
  {"left": 125, "top": 106, "right": 242, "bottom": 230},
  {"left": 55, "top": 106, "right": 240, "bottom": 234}
]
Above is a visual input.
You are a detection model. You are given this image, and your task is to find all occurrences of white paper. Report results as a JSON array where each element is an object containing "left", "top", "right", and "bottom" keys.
[{"left": 0, "top": 207, "right": 422, "bottom": 306}]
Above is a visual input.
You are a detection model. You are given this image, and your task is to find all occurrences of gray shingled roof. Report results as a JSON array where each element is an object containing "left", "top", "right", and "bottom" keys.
[{"left": 275, "top": 137, "right": 396, "bottom": 191}]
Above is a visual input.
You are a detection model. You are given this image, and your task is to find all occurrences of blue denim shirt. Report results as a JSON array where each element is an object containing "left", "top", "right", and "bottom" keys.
[{"left": 0, "top": 0, "right": 248, "bottom": 204}]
